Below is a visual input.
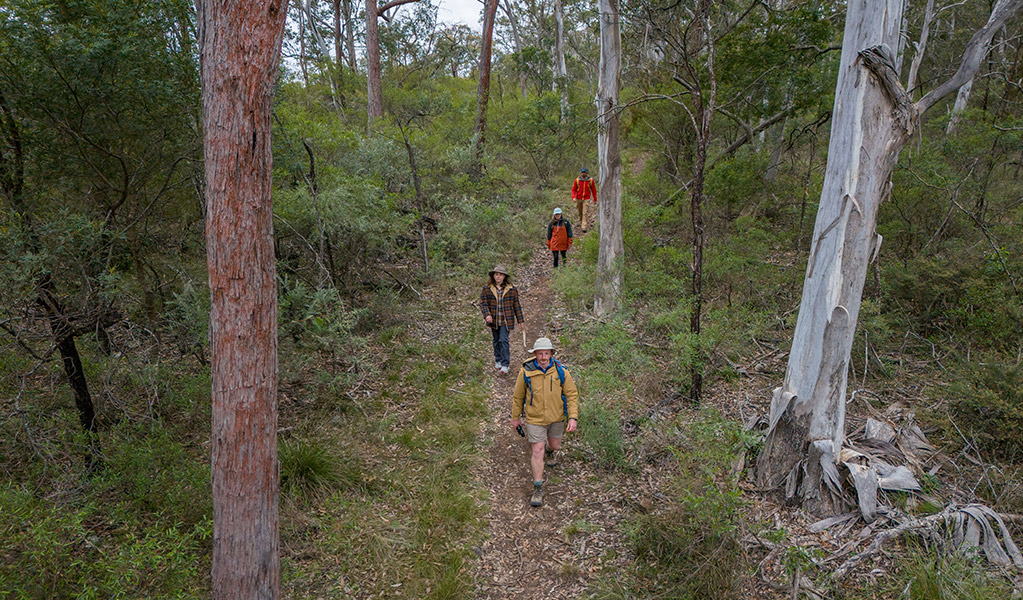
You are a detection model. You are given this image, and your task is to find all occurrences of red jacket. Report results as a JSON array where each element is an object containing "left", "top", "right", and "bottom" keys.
[{"left": 572, "top": 177, "right": 597, "bottom": 202}]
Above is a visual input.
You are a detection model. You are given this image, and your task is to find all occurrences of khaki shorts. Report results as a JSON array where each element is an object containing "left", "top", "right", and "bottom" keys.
[{"left": 525, "top": 421, "right": 565, "bottom": 444}]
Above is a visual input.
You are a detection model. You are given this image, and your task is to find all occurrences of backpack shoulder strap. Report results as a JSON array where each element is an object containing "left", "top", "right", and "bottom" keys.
[{"left": 553, "top": 360, "right": 568, "bottom": 418}]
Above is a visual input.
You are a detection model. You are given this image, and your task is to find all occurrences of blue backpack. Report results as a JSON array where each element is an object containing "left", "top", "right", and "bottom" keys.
[{"left": 522, "top": 359, "right": 569, "bottom": 418}]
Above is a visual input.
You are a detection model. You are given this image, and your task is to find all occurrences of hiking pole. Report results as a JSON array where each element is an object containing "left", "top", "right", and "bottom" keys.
[{"left": 522, "top": 328, "right": 527, "bottom": 349}]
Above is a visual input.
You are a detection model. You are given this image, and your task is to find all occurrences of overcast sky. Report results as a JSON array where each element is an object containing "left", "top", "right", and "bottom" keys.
[{"left": 436, "top": 0, "right": 484, "bottom": 32}]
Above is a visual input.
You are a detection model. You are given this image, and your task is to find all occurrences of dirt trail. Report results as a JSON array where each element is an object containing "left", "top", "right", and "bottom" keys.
[{"left": 472, "top": 234, "right": 631, "bottom": 599}]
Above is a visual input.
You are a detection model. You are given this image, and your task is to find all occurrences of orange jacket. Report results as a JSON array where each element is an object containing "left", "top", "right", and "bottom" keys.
[
  {"left": 547, "top": 219, "right": 573, "bottom": 252},
  {"left": 572, "top": 176, "right": 597, "bottom": 202}
]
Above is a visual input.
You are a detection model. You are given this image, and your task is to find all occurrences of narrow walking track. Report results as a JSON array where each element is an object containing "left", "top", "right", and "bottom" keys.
[{"left": 472, "top": 240, "right": 631, "bottom": 599}]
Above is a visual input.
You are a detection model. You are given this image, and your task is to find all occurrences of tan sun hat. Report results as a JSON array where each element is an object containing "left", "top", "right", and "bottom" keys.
[
  {"left": 529, "top": 337, "right": 555, "bottom": 353},
  {"left": 489, "top": 264, "right": 508, "bottom": 277}
]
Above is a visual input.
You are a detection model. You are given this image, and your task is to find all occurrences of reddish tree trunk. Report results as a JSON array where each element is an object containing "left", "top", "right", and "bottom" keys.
[
  {"left": 333, "top": 0, "right": 344, "bottom": 74},
  {"left": 196, "top": 0, "right": 287, "bottom": 597},
  {"left": 366, "top": 0, "right": 420, "bottom": 127},
  {"left": 472, "top": 0, "right": 499, "bottom": 177}
]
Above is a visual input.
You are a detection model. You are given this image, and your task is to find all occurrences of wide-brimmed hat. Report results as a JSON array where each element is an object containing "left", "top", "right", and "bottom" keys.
[
  {"left": 529, "top": 337, "right": 555, "bottom": 353},
  {"left": 489, "top": 265, "right": 508, "bottom": 277}
]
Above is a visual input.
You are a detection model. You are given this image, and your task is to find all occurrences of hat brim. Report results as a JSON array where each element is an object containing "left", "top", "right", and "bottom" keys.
[{"left": 528, "top": 347, "right": 555, "bottom": 354}]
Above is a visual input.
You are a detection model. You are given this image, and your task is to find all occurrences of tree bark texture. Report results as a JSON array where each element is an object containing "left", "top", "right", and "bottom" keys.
[
  {"left": 756, "top": 0, "right": 907, "bottom": 506},
  {"left": 757, "top": 0, "right": 1023, "bottom": 513},
  {"left": 196, "top": 0, "right": 287, "bottom": 597},
  {"left": 594, "top": 0, "right": 622, "bottom": 317},
  {"left": 333, "top": 0, "right": 343, "bottom": 71},
  {"left": 472, "top": 0, "right": 499, "bottom": 177}
]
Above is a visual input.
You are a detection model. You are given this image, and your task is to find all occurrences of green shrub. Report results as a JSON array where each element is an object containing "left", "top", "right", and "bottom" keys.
[
  {"left": 279, "top": 438, "right": 349, "bottom": 495},
  {"left": 0, "top": 484, "right": 210, "bottom": 599},
  {"left": 947, "top": 360, "right": 1023, "bottom": 462},
  {"left": 887, "top": 545, "right": 1011, "bottom": 599},
  {"left": 580, "top": 398, "right": 627, "bottom": 471}
]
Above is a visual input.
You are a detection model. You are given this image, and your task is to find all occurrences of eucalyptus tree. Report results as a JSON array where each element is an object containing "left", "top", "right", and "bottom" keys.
[
  {"left": 627, "top": 0, "right": 838, "bottom": 400},
  {"left": 594, "top": 0, "right": 622, "bottom": 316},
  {"left": 500, "top": 0, "right": 530, "bottom": 98},
  {"left": 554, "top": 0, "right": 569, "bottom": 118},
  {"left": 472, "top": 0, "right": 501, "bottom": 177},
  {"left": 756, "top": 0, "right": 1023, "bottom": 515},
  {"left": 366, "top": 0, "right": 422, "bottom": 125},
  {"left": 197, "top": 0, "right": 288, "bottom": 596}
]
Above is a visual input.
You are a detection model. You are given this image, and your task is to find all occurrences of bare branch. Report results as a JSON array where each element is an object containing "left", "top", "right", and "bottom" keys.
[
  {"left": 377, "top": 0, "right": 418, "bottom": 15},
  {"left": 710, "top": 107, "right": 792, "bottom": 165},
  {"left": 917, "top": 0, "right": 1023, "bottom": 113}
]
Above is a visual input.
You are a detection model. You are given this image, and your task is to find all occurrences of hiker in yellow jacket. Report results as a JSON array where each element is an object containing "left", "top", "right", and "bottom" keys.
[{"left": 511, "top": 337, "right": 579, "bottom": 507}]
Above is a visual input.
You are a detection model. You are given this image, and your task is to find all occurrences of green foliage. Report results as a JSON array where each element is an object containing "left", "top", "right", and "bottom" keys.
[
  {"left": 95, "top": 423, "right": 211, "bottom": 527},
  {"left": 598, "top": 412, "right": 751, "bottom": 600},
  {"left": 279, "top": 438, "right": 351, "bottom": 495},
  {"left": 580, "top": 397, "right": 627, "bottom": 471},
  {"left": 0, "top": 485, "right": 210, "bottom": 599},
  {"left": 883, "top": 256, "right": 1023, "bottom": 351},
  {"left": 946, "top": 361, "right": 1023, "bottom": 462},
  {"left": 887, "top": 545, "right": 1012, "bottom": 599}
]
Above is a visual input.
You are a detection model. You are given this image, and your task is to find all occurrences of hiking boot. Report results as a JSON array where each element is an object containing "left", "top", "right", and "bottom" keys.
[
  {"left": 544, "top": 449, "right": 558, "bottom": 468},
  {"left": 530, "top": 485, "right": 544, "bottom": 507},
  {"left": 500, "top": 366, "right": 509, "bottom": 375},
  {"left": 494, "top": 362, "right": 501, "bottom": 370}
]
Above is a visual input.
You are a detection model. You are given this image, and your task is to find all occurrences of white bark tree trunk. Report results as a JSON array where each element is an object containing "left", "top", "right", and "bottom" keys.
[
  {"left": 945, "top": 77, "right": 973, "bottom": 134},
  {"left": 594, "top": 0, "right": 622, "bottom": 316},
  {"left": 501, "top": 0, "right": 528, "bottom": 100},
  {"left": 905, "top": 0, "right": 935, "bottom": 95},
  {"left": 757, "top": 0, "right": 1023, "bottom": 515},
  {"left": 554, "top": 0, "right": 569, "bottom": 120}
]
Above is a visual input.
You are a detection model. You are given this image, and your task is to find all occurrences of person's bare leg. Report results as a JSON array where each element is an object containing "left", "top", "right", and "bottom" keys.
[
  {"left": 530, "top": 441, "right": 546, "bottom": 482},
  {"left": 546, "top": 436, "right": 561, "bottom": 466}
]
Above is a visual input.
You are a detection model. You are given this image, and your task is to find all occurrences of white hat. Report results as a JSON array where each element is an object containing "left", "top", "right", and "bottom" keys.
[
  {"left": 529, "top": 337, "right": 555, "bottom": 353},
  {"left": 553, "top": 208, "right": 563, "bottom": 215}
]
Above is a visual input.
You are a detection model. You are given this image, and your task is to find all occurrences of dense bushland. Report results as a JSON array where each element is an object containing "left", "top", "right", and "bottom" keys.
[{"left": 2, "top": 0, "right": 1022, "bottom": 597}]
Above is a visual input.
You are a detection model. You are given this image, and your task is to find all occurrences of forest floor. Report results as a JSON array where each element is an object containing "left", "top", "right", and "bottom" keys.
[{"left": 471, "top": 227, "right": 636, "bottom": 599}]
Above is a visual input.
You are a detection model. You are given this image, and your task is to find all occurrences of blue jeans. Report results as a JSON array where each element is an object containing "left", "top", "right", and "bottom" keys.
[{"left": 491, "top": 325, "right": 510, "bottom": 367}]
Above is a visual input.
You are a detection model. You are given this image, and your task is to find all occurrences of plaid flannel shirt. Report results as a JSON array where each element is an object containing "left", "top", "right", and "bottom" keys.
[{"left": 480, "top": 285, "right": 524, "bottom": 330}]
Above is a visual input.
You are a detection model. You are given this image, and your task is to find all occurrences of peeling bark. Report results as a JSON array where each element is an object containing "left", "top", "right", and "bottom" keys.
[
  {"left": 594, "top": 0, "right": 622, "bottom": 316},
  {"left": 756, "top": 0, "right": 1023, "bottom": 514}
]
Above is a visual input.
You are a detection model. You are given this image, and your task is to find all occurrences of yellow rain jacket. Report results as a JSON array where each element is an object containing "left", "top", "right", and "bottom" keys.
[{"left": 512, "top": 357, "right": 579, "bottom": 426}]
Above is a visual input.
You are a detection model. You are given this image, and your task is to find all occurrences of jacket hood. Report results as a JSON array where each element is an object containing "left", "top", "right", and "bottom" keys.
[{"left": 521, "top": 357, "right": 557, "bottom": 374}]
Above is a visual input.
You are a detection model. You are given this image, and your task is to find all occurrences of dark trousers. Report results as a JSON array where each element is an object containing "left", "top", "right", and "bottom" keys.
[
  {"left": 491, "top": 325, "right": 510, "bottom": 367},
  {"left": 552, "top": 250, "right": 567, "bottom": 267}
]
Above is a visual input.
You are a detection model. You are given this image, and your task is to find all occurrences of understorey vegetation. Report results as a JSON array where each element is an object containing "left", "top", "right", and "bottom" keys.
[{"left": 2, "top": 0, "right": 1023, "bottom": 598}]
